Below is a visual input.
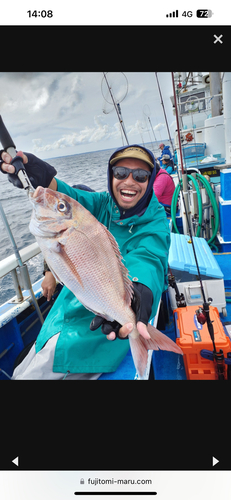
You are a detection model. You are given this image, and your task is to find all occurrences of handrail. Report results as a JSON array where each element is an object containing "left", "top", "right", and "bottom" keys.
[{"left": 0, "top": 242, "right": 41, "bottom": 279}]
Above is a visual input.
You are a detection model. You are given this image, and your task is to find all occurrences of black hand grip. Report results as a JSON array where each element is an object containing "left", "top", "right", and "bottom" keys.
[
  {"left": 0, "top": 115, "right": 16, "bottom": 150},
  {"left": 11, "top": 155, "right": 25, "bottom": 174}
]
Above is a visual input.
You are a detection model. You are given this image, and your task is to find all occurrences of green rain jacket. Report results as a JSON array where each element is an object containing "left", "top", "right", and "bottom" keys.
[{"left": 35, "top": 167, "right": 170, "bottom": 374}]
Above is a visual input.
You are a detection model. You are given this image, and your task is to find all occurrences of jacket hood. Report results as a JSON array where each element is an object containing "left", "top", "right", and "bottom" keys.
[{"left": 107, "top": 144, "right": 156, "bottom": 219}]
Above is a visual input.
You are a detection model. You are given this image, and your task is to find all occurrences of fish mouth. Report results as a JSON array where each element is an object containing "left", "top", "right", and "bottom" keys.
[
  {"left": 29, "top": 216, "right": 68, "bottom": 239},
  {"left": 30, "top": 186, "right": 46, "bottom": 205},
  {"left": 30, "top": 186, "right": 58, "bottom": 223}
]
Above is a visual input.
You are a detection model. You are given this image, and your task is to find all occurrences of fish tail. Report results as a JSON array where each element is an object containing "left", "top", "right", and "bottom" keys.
[
  {"left": 147, "top": 324, "right": 183, "bottom": 356},
  {"left": 129, "top": 324, "right": 183, "bottom": 379}
]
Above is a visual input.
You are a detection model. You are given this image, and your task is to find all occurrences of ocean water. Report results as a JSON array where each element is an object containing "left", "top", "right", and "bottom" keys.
[{"left": 0, "top": 141, "right": 165, "bottom": 305}]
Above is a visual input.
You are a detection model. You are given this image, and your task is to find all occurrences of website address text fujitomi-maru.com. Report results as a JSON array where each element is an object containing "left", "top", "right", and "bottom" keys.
[{"left": 87, "top": 478, "right": 153, "bottom": 486}]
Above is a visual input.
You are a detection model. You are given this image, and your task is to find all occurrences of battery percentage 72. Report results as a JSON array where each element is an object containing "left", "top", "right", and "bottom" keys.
[{"left": 196, "top": 9, "right": 213, "bottom": 17}]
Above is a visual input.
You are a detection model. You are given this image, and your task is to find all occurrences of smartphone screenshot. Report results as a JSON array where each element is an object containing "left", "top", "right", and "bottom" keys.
[{"left": 0, "top": 2, "right": 230, "bottom": 499}]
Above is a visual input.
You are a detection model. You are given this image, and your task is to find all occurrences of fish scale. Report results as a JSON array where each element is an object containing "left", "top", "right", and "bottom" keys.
[{"left": 29, "top": 186, "right": 183, "bottom": 378}]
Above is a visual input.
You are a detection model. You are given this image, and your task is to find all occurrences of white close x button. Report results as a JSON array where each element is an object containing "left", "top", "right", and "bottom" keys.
[{"left": 214, "top": 34, "right": 223, "bottom": 44}]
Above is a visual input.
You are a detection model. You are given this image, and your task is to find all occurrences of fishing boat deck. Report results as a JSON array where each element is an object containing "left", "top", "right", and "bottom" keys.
[{"left": 1, "top": 251, "right": 231, "bottom": 380}]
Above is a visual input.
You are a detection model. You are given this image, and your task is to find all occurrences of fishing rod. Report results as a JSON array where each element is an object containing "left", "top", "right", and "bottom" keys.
[
  {"left": 155, "top": 72, "right": 174, "bottom": 156},
  {"left": 0, "top": 116, "right": 34, "bottom": 194},
  {"left": 0, "top": 116, "right": 43, "bottom": 325},
  {"left": 171, "top": 72, "right": 225, "bottom": 380},
  {"left": 102, "top": 72, "right": 129, "bottom": 146}
]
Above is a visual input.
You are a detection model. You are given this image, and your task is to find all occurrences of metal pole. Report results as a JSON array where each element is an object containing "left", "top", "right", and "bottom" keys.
[
  {"left": 10, "top": 268, "right": 24, "bottom": 302},
  {"left": 0, "top": 201, "right": 23, "bottom": 267},
  {"left": 0, "top": 201, "right": 44, "bottom": 324},
  {"left": 209, "top": 72, "right": 222, "bottom": 117},
  {"left": 182, "top": 173, "right": 190, "bottom": 234},
  {"left": 171, "top": 72, "right": 185, "bottom": 174}
]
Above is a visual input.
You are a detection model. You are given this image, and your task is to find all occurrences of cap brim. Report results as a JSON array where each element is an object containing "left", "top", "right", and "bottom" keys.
[{"left": 110, "top": 153, "right": 154, "bottom": 169}]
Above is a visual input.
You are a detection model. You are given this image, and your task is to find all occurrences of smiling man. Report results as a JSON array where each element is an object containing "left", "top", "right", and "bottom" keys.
[
  {"left": 1, "top": 144, "right": 172, "bottom": 379},
  {"left": 111, "top": 157, "right": 151, "bottom": 209},
  {"left": 109, "top": 145, "right": 155, "bottom": 217}
]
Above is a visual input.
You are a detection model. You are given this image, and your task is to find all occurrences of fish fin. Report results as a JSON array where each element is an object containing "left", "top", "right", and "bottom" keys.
[
  {"left": 59, "top": 246, "right": 84, "bottom": 288},
  {"left": 58, "top": 226, "right": 75, "bottom": 247},
  {"left": 129, "top": 325, "right": 183, "bottom": 379},
  {"left": 98, "top": 222, "right": 134, "bottom": 306}
]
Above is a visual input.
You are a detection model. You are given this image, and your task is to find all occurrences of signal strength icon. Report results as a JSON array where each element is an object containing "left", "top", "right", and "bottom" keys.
[{"left": 166, "top": 9, "right": 178, "bottom": 17}]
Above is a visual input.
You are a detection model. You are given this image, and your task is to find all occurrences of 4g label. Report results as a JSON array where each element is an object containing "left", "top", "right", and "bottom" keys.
[{"left": 182, "top": 11, "right": 193, "bottom": 17}]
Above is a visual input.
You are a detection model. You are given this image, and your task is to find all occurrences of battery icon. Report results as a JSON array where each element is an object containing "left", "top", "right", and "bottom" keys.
[{"left": 196, "top": 9, "right": 213, "bottom": 17}]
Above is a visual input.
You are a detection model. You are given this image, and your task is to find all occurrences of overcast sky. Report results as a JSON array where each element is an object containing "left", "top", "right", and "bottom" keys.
[{"left": 0, "top": 72, "right": 176, "bottom": 159}]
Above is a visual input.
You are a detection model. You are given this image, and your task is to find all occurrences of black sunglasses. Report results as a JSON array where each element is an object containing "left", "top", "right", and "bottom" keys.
[{"left": 112, "top": 166, "right": 151, "bottom": 183}]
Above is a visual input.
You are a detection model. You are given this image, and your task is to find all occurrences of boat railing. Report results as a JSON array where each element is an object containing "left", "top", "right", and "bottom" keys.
[
  {"left": 0, "top": 242, "right": 41, "bottom": 279},
  {"left": 0, "top": 241, "right": 46, "bottom": 329}
]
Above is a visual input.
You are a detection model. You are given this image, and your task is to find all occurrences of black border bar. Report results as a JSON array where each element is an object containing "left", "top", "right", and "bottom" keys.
[
  {"left": 74, "top": 494, "right": 157, "bottom": 496},
  {"left": 0, "top": 25, "right": 228, "bottom": 71}
]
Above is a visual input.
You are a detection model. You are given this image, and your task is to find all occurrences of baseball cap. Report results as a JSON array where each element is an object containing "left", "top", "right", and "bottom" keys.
[
  {"left": 110, "top": 146, "right": 154, "bottom": 169},
  {"left": 161, "top": 154, "right": 170, "bottom": 161}
]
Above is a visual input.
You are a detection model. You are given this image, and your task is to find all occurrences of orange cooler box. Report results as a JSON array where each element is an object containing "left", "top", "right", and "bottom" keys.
[{"left": 174, "top": 305, "right": 231, "bottom": 380}]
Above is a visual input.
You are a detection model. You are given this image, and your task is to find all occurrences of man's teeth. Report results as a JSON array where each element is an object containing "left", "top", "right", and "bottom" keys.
[{"left": 121, "top": 190, "right": 136, "bottom": 196}]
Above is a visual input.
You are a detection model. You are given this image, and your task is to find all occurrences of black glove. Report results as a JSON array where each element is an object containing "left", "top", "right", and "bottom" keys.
[
  {"left": 89, "top": 282, "right": 153, "bottom": 340},
  {"left": 131, "top": 281, "right": 153, "bottom": 325},
  {"left": 0, "top": 151, "right": 57, "bottom": 189},
  {"left": 90, "top": 316, "right": 125, "bottom": 340}
]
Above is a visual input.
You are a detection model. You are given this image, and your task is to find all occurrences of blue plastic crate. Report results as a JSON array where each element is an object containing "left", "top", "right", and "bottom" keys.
[{"left": 182, "top": 142, "right": 206, "bottom": 159}]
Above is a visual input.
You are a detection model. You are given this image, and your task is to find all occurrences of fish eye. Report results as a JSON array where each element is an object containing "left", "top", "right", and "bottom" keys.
[{"left": 57, "top": 200, "right": 67, "bottom": 212}]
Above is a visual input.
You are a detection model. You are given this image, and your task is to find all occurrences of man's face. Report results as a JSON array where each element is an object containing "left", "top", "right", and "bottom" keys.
[{"left": 112, "top": 157, "right": 151, "bottom": 209}]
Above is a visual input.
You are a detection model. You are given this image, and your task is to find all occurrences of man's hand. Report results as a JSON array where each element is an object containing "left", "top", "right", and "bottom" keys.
[
  {"left": 0, "top": 150, "right": 57, "bottom": 189},
  {"left": 41, "top": 272, "right": 57, "bottom": 301},
  {"left": 89, "top": 282, "right": 153, "bottom": 341},
  {"left": 107, "top": 321, "right": 150, "bottom": 341},
  {"left": 90, "top": 315, "right": 134, "bottom": 341},
  {"left": 1, "top": 151, "right": 28, "bottom": 173}
]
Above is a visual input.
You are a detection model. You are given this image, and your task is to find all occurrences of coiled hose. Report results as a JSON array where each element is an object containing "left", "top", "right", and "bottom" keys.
[{"left": 171, "top": 173, "right": 219, "bottom": 245}]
